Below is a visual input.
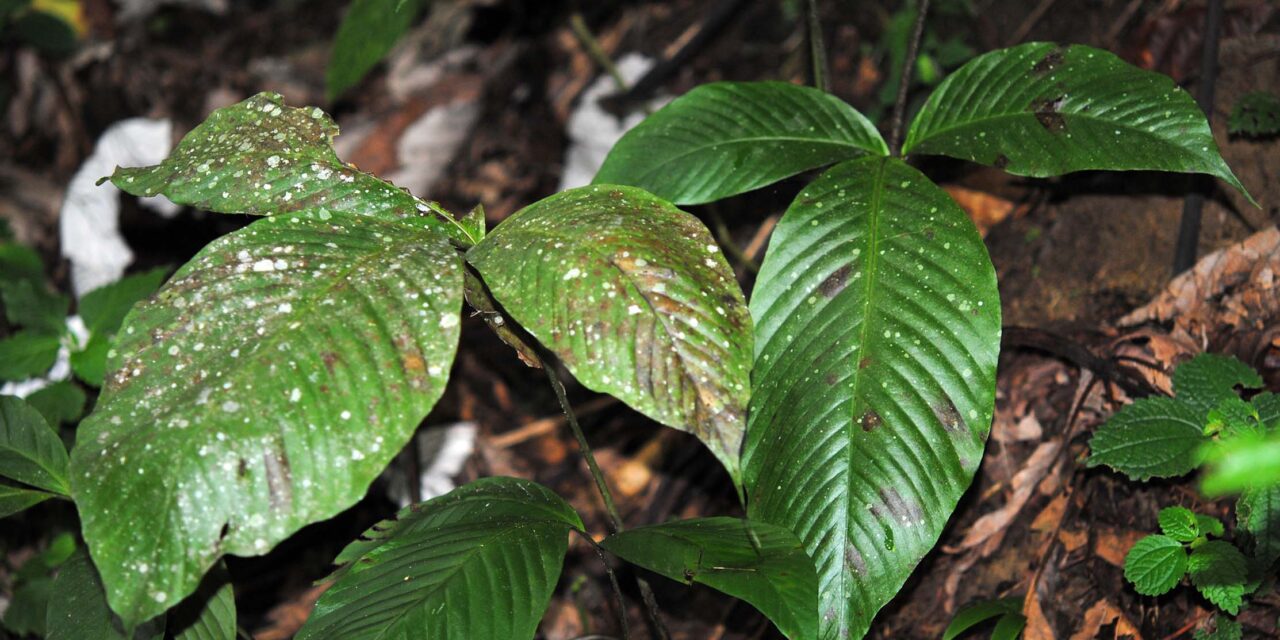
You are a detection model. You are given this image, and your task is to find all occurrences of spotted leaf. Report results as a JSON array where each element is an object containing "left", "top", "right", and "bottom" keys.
[
  {"left": 745, "top": 157, "right": 1001, "bottom": 640},
  {"left": 70, "top": 209, "right": 463, "bottom": 628},
  {"left": 467, "top": 185, "right": 752, "bottom": 487}
]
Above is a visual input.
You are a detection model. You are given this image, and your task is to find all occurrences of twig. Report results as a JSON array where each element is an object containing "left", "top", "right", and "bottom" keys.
[
  {"left": 707, "top": 207, "right": 760, "bottom": 276},
  {"left": 1103, "top": 0, "right": 1144, "bottom": 48},
  {"left": 571, "top": 13, "right": 629, "bottom": 92},
  {"left": 805, "top": 0, "right": 829, "bottom": 92},
  {"left": 889, "top": 0, "right": 930, "bottom": 155},
  {"left": 1173, "top": 0, "right": 1225, "bottom": 274},
  {"left": 573, "top": 529, "right": 631, "bottom": 640},
  {"left": 542, "top": 360, "right": 625, "bottom": 534},
  {"left": 1002, "top": 326, "right": 1158, "bottom": 399},
  {"left": 1006, "top": 0, "right": 1058, "bottom": 47},
  {"left": 489, "top": 396, "right": 617, "bottom": 449}
]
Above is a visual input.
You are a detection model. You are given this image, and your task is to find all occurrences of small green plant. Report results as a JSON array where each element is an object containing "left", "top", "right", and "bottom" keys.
[
  {"left": 942, "top": 597, "right": 1026, "bottom": 640},
  {"left": 1, "top": 38, "right": 1254, "bottom": 640},
  {"left": 1123, "top": 506, "right": 1246, "bottom": 612},
  {"left": 1229, "top": 91, "right": 1280, "bottom": 139}
]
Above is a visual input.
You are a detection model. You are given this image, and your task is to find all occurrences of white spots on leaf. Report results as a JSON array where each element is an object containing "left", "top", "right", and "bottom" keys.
[
  {"left": 221, "top": 400, "right": 240, "bottom": 413},
  {"left": 289, "top": 388, "right": 302, "bottom": 403},
  {"left": 252, "top": 259, "right": 275, "bottom": 272},
  {"left": 340, "top": 410, "right": 352, "bottom": 420},
  {"left": 439, "top": 313, "right": 458, "bottom": 329},
  {"left": 627, "top": 304, "right": 642, "bottom": 315},
  {"left": 563, "top": 267, "right": 582, "bottom": 281}
]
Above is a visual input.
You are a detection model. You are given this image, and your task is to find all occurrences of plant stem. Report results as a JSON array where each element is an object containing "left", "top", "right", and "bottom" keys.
[
  {"left": 574, "top": 529, "right": 631, "bottom": 640},
  {"left": 570, "top": 13, "right": 629, "bottom": 92},
  {"left": 542, "top": 360, "right": 625, "bottom": 533},
  {"left": 805, "top": 0, "right": 829, "bottom": 92},
  {"left": 889, "top": 0, "right": 929, "bottom": 155},
  {"left": 1172, "top": 0, "right": 1223, "bottom": 274}
]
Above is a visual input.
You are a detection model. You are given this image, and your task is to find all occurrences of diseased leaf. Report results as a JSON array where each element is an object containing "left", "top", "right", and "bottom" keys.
[
  {"left": 1173, "top": 354, "right": 1263, "bottom": 417},
  {"left": 69, "top": 208, "right": 463, "bottom": 628},
  {"left": 601, "top": 517, "right": 818, "bottom": 640},
  {"left": 297, "top": 477, "right": 581, "bottom": 640},
  {"left": 168, "top": 563, "right": 235, "bottom": 640},
  {"left": 595, "top": 82, "right": 888, "bottom": 205},
  {"left": 0, "top": 395, "right": 70, "bottom": 495},
  {"left": 468, "top": 185, "right": 752, "bottom": 486},
  {"left": 745, "top": 157, "right": 1000, "bottom": 640},
  {"left": 326, "top": 0, "right": 429, "bottom": 100},
  {"left": 943, "top": 598, "right": 1021, "bottom": 640},
  {"left": 1237, "top": 484, "right": 1280, "bottom": 566},
  {"left": 1088, "top": 397, "right": 1206, "bottom": 480},
  {"left": 0, "top": 331, "right": 61, "bottom": 381},
  {"left": 0, "top": 484, "right": 55, "bottom": 518},
  {"left": 1123, "top": 534, "right": 1187, "bottom": 596},
  {"left": 1188, "top": 540, "right": 1247, "bottom": 614},
  {"left": 25, "top": 381, "right": 87, "bottom": 426},
  {"left": 903, "top": 43, "right": 1252, "bottom": 203},
  {"left": 46, "top": 548, "right": 165, "bottom": 640},
  {"left": 108, "top": 93, "right": 467, "bottom": 245},
  {"left": 1159, "top": 506, "right": 1200, "bottom": 542}
]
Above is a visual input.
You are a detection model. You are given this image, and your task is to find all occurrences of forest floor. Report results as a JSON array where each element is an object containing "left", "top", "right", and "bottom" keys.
[{"left": 2, "top": 0, "right": 1279, "bottom": 638}]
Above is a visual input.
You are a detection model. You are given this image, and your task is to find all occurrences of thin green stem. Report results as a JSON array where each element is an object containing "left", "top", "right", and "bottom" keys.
[
  {"left": 805, "top": 0, "right": 829, "bottom": 92},
  {"left": 542, "top": 360, "right": 625, "bottom": 533},
  {"left": 889, "top": 0, "right": 929, "bottom": 155},
  {"left": 573, "top": 529, "right": 631, "bottom": 640},
  {"left": 571, "top": 13, "right": 629, "bottom": 93}
]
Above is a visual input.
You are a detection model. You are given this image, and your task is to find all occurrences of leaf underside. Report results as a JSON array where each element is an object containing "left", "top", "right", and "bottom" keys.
[
  {"left": 297, "top": 477, "right": 582, "bottom": 640},
  {"left": 468, "top": 185, "right": 753, "bottom": 485},
  {"left": 745, "top": 156, "right": 1001, "bottom": 639},
  {"left": 594, "top": 81, "right": 888, "bottom": 205},
  {"left": 903, "top": 42, "right": 1252, "bottom": 203},
  {"left": 70, "top": 209, "right": 463, "bottom": 627},
  {"left": 601, "top": 517, "right": 818, "bottom": 640}
]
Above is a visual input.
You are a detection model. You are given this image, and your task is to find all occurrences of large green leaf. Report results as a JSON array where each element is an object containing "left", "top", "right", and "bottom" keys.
[
  {"left": 594, "top": 82, "right": 888, "bottom": 205},
  {"left": 744, "top": 157, "right": 1001, "bottom": 640},
  {"left": 601, "top": 517, "right": 818, "bottom": 640},
  {"left": 1088, "top": 397, "right": 1207, "bottom": 480},
  {"left": 46, "top": 548, "right": 165, "bottom": 640},
  {"left": 903, "top": 43, "right": 1252, "bottom": 202},
  {"left": 108, "top": 92, "right": 471, "bottom": 246},
  {"left": 0, "top": 395, "right": 70, "bottom": 495},
  {"left": 326, "top": 0, "right": 430, "bottom": 100},
  {"left": 69, "top": 208, "right": 463, "bottom": 628},
  {"left": 468, "top": 185, "right": 752, "bottom": 486},
  {"left": 297, "top": 477, "right": 581, "bottom": 640}
]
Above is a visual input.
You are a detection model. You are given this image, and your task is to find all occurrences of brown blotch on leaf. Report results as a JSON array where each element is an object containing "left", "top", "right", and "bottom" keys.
[
  {"left": 873, "top": 486, "right": 925, "bottom": 525},
  {"left": 825, "top": 372, "right": 839, "bottom": 386},
  {"left": 993, "top": 154, "right": 1010, "bottom": 169},
  {"left": 860, "top": 410, "right": 882, "bottom": 432},
  {"left": 236, "top": 458, "right": 248, "bottom": 478},
  {"left": 1031, "top": 95, "right": 1068, "bottom": 133},
  {"left": 858, "top": 357, "right": 873, "bottom": 370},
  {"left": 819, "top": 264, "right": 853, "bottom": 298},
  {"left": 322, "top": 352, "right": 340, "bottom": 374},
  {"left": 844, "top": 545, "right": 867, "bottom": 575},
  {"left": 932, "top": 396, "right": 965, "bottom": 433},
  {"left": 1032, "top": 46, "right": 1068, "bottom": 75}
]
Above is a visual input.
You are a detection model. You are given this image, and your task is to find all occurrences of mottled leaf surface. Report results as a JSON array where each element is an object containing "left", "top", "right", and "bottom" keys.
[
  {"left": 903, "top": 43, "right": 1251, "bottom": 201},
  {"left": 1088, "top": 397, "right": 1206, "bottom": 480},
  {"left": 108, "top": 93, "right": 466, "bottom": 245},
  {"left": 745, "top": 157, "right": 1001, "bottom": 640},
  {"left": 601, "top": 517, "right": 817, "bottom": 640},
  {"left": 297, "top": 477, "right": 581, "bottom": 640},
  {"left": 595, "top": 82, "right": 888, "bottom": 205},
  {"left": 70, "top": 209, "right": 463, "bottom": 628},
  {"left": 0, "top": 395, "right": 70, "bottom": 495},
  {"left": 468, "top": 185, "right": 752, "bottom": 485}
]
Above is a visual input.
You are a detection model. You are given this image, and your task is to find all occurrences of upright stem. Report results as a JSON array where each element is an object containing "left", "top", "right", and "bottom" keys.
[
  {"left": 570, "top": 13, "right": 629, "bottom": 92},
  {"left": 889, "top": 0, "right": 930, "bottom": 155},
  {"left": 1172, "top": 0, "right": 1223, "bottom": 274},
  {"left": 805, "top": 0, "right": 829, "bottom": 92},
  {"left": 542, "top": 360, "right": 625, "bottom": 533},
  {"left": 574, "top": 529, "right": 631, "bottom": 640}
]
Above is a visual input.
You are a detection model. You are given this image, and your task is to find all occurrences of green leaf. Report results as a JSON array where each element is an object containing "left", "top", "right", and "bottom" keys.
[
  {"left": 1188, "top": 540, "right": 1247, "bottom": 614},
  {"left": 1194, "top": 615, "right": 1242, "bottom": 640},
  {"left": 168, "top": 563, "right": 235, "bottom": 640},
  {"left": 297, "top": 477, "right": 581, "bottom": 640},
  {"left": 0, "top": 330, "right": 61, "bottom": 381},
  {"left": 0, "top": 483, "right": 55, "bottom": 518},
  {"left": 0, "top": 395, "right": 70, "bottom": 495},
  {"left": 1229, "top": 91, "right": 1280, "bottom": 138},
  {"left": 1201, "top": 430, "right": 1280, "bottom": 496},
  {"left": 108, "top": 92, "right": 467, "bottom": 245},
  {"left": 0, "top": 242, "right": 44, "bottom": 285},
  {"left": 943, "top": 597, "right": 1022, "bottom": 640},
  {"left": 1, "top": 277, "right": 68, "bottom": 333},
  {"left": 903, "top": 43, "right": 1252, "bottom": 203},
  {"left": 991, "top": 613, "right": 1028, "bottom": 640},
  {"left": 1254, "top": 392, "right": 1280, "bottom": 427},
  {"left": 594, "top": 82, "right": 888, "bottom": 205},
  {"left": 468, "top": 185, "right": 752, "bottom": 486},
  {"left": 46, "top": 547, "right": 165, "bottom": 640},
  {"left": 1237, "top": 484, "right": 1280, "bottom": 566},
  {"left": 1123, "top": 534, "right": 1187, "bottom": 596},
  {"left": 5, "top": 576, "right": 53, "bottom": 636},
  {"left": 1087, "top": 397, "right": 1207, "bottom": 480},
  {"left": 1173, "top": 354, "right": 1263, "bottom": 417},
  {"left": 744, "top": 156, "right": 1000, "bottom": 640},
  {"left": 1207, "top": 397, "right": 1263, "bottom": 438},
  {"left": 326, "top": 0, "right": 429, "bottom": 100},
  {"left": 1196, "top": 514, "right": 1225, "bottom": 539},
  {"left": 600, "top": 517, "right": 818, "bottom": 640},
  {"left": 78, "top": 267, "right": 169, "bottom": 337},
  {"left": 70, "top": 332, "right": 109, "bottom": 387},
  {"left": 1159, "top": 506, "right": 1200, "bottom": 542},
  {"left": 26, "top": 380, "right": 87, "bottom": 426},
  {"left": 69, "top": 208, "right": 463, "bottom": 628}
]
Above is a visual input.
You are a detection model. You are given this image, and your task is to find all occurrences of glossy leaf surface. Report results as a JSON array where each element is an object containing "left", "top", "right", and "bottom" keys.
[
  {"left": 595, "top": 82, "right": 888, "bottom": 205},
  {"left": 1124, "top": 534, "right": 1186, "bottom": 596},
  {"left": 1088, "top": 397, "right": 1206, "bottom": 480},
  {"left": 601, "top": 517, "right": 818, "bottom": 640},
  {"left": 297, "top": 477, "right": 581, "bottom": 640},
  {"left": 469, "top": 185, "right": 752, "bottom": 485},
  {"left": 70, "top": 208, "right": 463, "bottom": 627},
  {"left": 745, "top": 157, "right": 1000, "bottom": 639},
  {"left": 904, "top": 43, "right": 1251, "bottom": 201}
]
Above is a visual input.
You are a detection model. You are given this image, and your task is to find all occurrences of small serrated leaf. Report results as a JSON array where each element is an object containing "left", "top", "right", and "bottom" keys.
[
  {"left": 1159, "top": 506, "right": 1200, "bottom": 542},
  {"left": 1228, "top": 91, "right": 1280, "bottom": 138},
  {"left": 1, "top": 278, "right": 68, "bottom": 334},
  {"left": 1173, "top": 354, "right": 1263, "bottom": 417},
  {"left": 25, "top": 381, "right": 86, "bottom": 427},
  {"left": 1237, "top": 484, "right": 1280, "bottom": 566},
  {"left": 1196, "top": 514, "right": 1225, "bottom": 539},
  {"left": 1194, "top": 615, "right": 1242, "bottom": 640},
  {"left": 1124, "top": 534, "right": 1187, "bottom": 596},
  {"left": 1188, "top": 540, "right": 1247, "bottom": 614},
  {"left": 1088, "top": 397, "right": 1206, "bottom": 480},
  {"left": 78, "top": 268, "right": 168, "bottom": 338}
]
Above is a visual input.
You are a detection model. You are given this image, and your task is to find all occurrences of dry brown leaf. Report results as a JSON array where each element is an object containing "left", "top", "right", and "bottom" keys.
[
  {"left": 954, "top": 441, "right": 1062, "bottom": 550},
  {"left": 1068, "top": 599, "right": 1143, "bottom": 640},
  {"left": 944, "top": 185, "right": 1029, "bottom": 237},
  {"left": 1094, "top": 527, "right": 1145, "bottom": 568},
  {"left": 1031, "top": 494, "right": 1069, "bottom": 534},
  {"left": 1057, "top": 528, "right": 1088, "bottom": 553},
  {"left": 1023, "top": 589, "right": 1056, "bottom": 640}
]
